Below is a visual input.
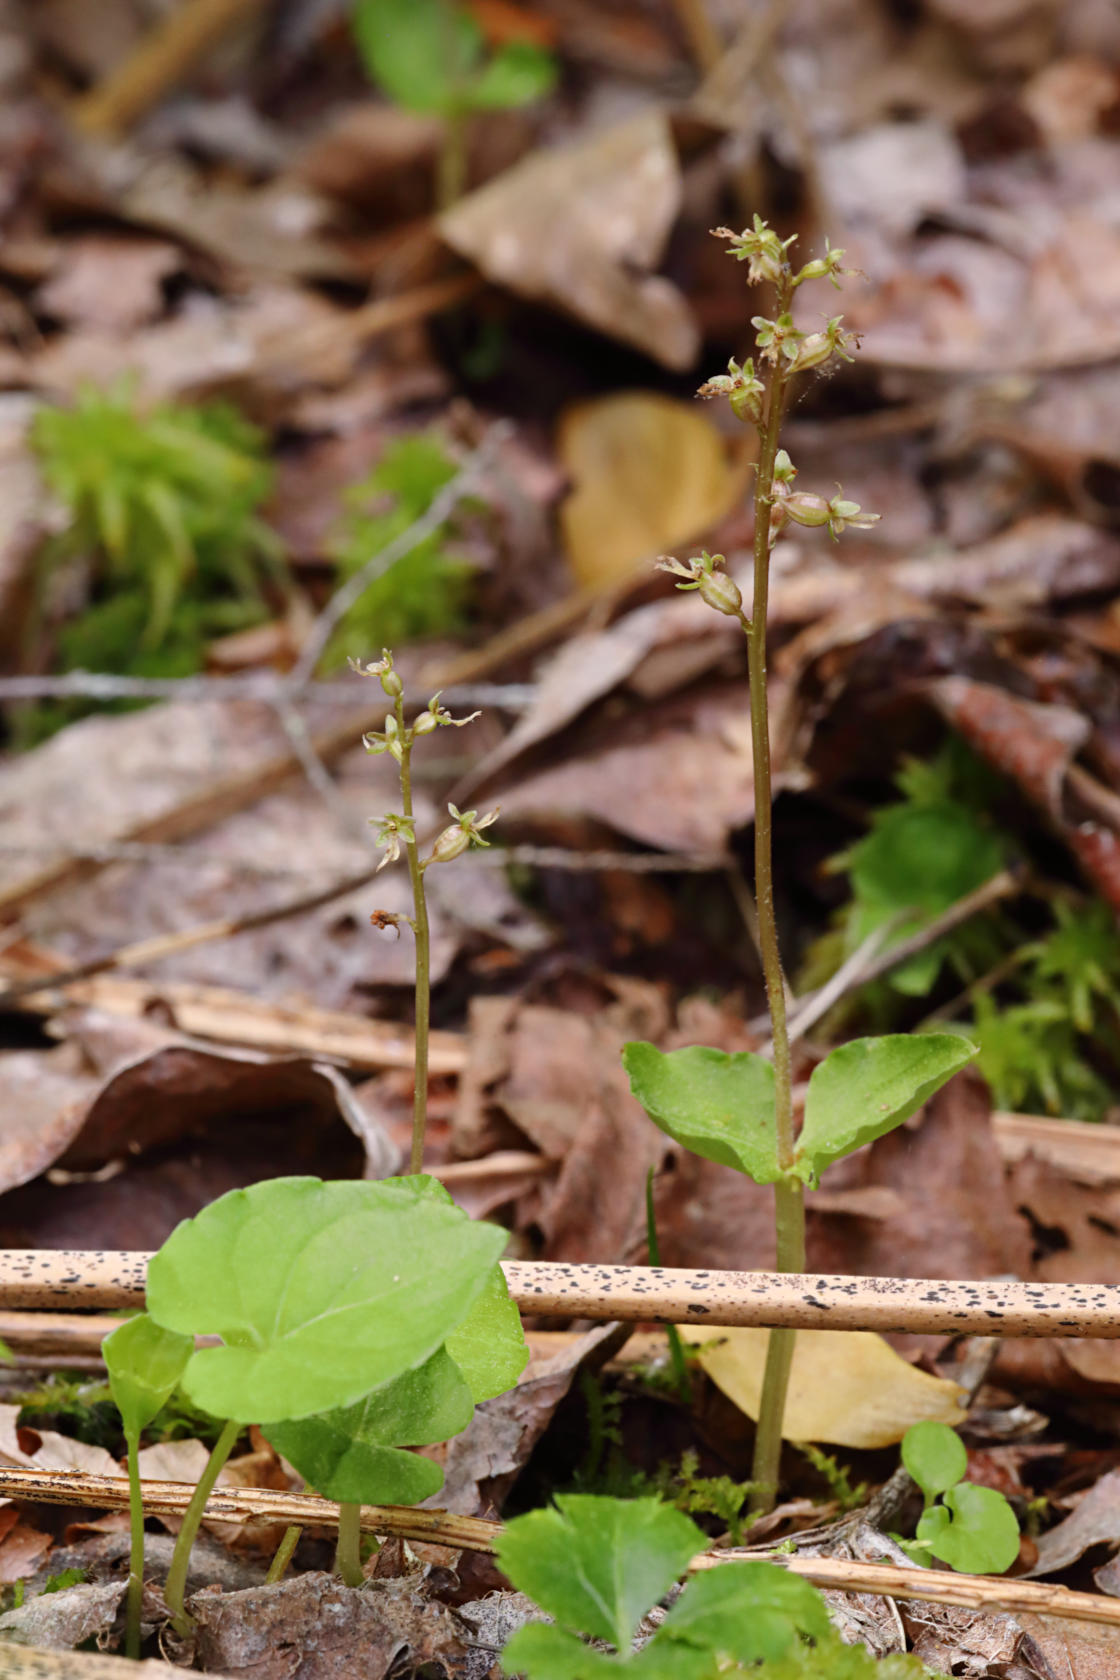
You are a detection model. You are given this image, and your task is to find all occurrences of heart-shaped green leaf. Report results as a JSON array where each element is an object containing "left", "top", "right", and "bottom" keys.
[
  {"left": 902, "top": 1421, "right": 967, "bottom": 1500},
  {"left": 796, "top": 1034, "right": 976, "bottom": 1183},
  {"left": 104, "top": 1313, "right": 193, "bottom": 1443},
  {"left": 146, "top": 1176, "right": 506, "bottom": 1424},
  {"left": 917, "top": 1483, "right": 1019, "bottom": 1575},
  {"left": 622, "top": 1043, "right": 779, "bottom": 1183},
  {"left": 497, "top": 1494, "right": 702, "bottom": 1651}
]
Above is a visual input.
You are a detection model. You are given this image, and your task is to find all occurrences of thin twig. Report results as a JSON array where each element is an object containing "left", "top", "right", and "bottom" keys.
[
  {"left": 767, "top": 869, "right": 1021, "bottom": 1042},
  {"left": 0, "top": 674, "right": 536, "bottom": 707},
  {"left": 0, "top": 867, "right": 380, "bottom": 1003},
  {"left": 0, "top": 1464, "right": 1116, "bottom": 1631},
  {"left": 3, "top": 1251, "right": 1119, "bottom": 1338}
]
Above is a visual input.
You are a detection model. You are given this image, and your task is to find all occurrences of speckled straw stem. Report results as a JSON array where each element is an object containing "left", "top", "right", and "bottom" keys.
[{"left": 0, "top": 1252, "right": 1117, "bottom": 1338}]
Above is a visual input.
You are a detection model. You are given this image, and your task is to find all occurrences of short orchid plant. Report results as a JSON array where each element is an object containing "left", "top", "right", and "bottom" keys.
[
  {"left": 352, "top": 649, "right": 498, "bottom": 1174},
  {"left": 623, "top": 219, "right": 976, "bottom": 1515}
]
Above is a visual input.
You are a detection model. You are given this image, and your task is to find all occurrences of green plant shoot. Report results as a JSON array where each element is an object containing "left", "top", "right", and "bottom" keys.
[
  {"left": 353, "top": 648, "right": 498, "bottom": 1172},
  {"left": 103, "top": 1314, "right": 193, "bottom": 1659},
  {"left": 899, "top": 1421, "right": 1019, "bottom": 1575},
  {"left": 145, "top": 1174, "right": 510, "bottom": 1629},
  {"left": 31, "top": 382, "right": 282, "bottom": 662},
  {"left": 353, "top": 0, "right": 556, "bottom": 206},
  {"left": 623, "top": 219, "right": 977, "bottom": 1518},
  {"left": 325, "top": 434, "right": 476, "bottom": 669}
]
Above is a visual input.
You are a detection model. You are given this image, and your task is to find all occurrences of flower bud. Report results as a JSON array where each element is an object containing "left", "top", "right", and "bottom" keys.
[
  {"left": 783, "top": 493, "right": 831, "bottom": 529},
  {"left": 698, "top": 569, "right": 743, "bottom": 617},
  {"left": 793, "top": 333, "right": 832, "bottom": 372},
  {"left": 429, "top": 824, "right": 472, "bottom": 864}
]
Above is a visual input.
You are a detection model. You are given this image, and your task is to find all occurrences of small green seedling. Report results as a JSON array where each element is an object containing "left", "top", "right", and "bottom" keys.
[
  {"left": 137, "top": 1174, "right": 512, "bottom": 1631},
  {"left": 31, "top": 383, "right": 281, "bottom": 672},
  {"left": 266, "top": 1176, "right": 527, "bottom": 1584},
  {"left": 624, "top": 218, "right": 978, "bottom": 1515},
  {"left": 898, "top": 1421, "right": 1019, "bottom": 1575},
  {"left": 353, "top": 0, "right": 557, "bottom": 207},
  {"left": 104, "top": 1314, "right": 193, "bottom": 1658},
  {"left": 353, "top": 648, "right": 498, "bottom": 1173},
  {"left": 325, "top": 435, "right": 475, "bottom": 669},
  {"left": 496, "top": 1493, "right": 925, "bottom": 1678}
]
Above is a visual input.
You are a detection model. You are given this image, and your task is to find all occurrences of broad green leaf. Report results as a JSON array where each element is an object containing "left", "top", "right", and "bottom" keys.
[
  {"left": 655, "top": 1562, "right": 830, "bottom": 1663},
  {"left": 445, "top": 1266, "right": 528, "bottom": 1403},
  {"left": 471, "top": 40, "right": 557, "bottom": 109},
  {"left": 146, "top": 1176, "right": 505, "bottom": 1423},
  {"left": 918, "top": 1483, "right": 1020, "bottom": 1575},
  {"left": 499, "top": 1624, "right": 622, "bottom": 1680},
  {"left": 901, "top": 1420, "right": 966, "bottom": 1499},
  {"left": 497, "top": 1495, "right": 701, "bottom": 1651},
  {"left": 264, "top": 1351, "right": 468, "bottom": 1505},
  {"left": 104, "top": 1314, "right": 193, "bottom": 1442},
  {"left": 795, "top": 1034, "right": 976, "bottom": 1183},
  {"left": 352, "top": 0, "right": 482, "bottom": 115},
  {"left": 622, "top": 1043, "right": 780, "bottom": 1183}
]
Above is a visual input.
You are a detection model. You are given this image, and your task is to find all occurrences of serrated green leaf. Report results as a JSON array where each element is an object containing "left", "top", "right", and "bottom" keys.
[
  {"left": 104, "top": 1314, "right": 193, "bottom": 1442},
  {"left": 499, "top": 1623, "right": 621, "bottom": 1680},
  {"left": 655, "top": 1561, "right": 830, "bottom": 1664},
  {"left": 146, "top": 1176, "right": 506, "bottom": 1424},
  {"left": 622, "top": 1043, "right": 780, "bottom": 1183},
  {"left": 796, "top": 1034, "right": 976, "bottom": 1182},
  {"left": 471, "top": 40, "right": 557, "bottom": 109},
  {"left": 497, "top": 1495, "right": 702, "bottom": 1651},
  {"left": 919, "top": 1482, "right": 1020, "bottom": 1575},
  {"left": 901, "top": 1420, "right": 966, "bottom": 1499}
]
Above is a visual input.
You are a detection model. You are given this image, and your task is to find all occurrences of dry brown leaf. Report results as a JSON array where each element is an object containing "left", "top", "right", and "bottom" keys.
[
  {"left": 558, "top": 392, "right": 751, "bottom": 588},
  {"left": 438, "top": 109, "right": 697, "bottom": 368},
  {"left": 34, "top": 237, "right": 179, "bottom": 333},
  {"left": 678, "top": 1324, "right": 966, "bottom": 1448},
  {"left": 496, "top": 680, "right": 764, "bottom": 854},
  {"left": 192, "top": 1570, "right": 468, "bottom": 1679},
  {"left": 1028, "top": 1468, "right": 1120, "bottom": 1577}
]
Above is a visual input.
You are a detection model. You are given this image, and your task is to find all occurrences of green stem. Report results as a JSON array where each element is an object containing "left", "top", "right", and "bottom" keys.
[
  {"left": 335, "top": 1501, "right": 364, "bottom": 1588},
  {"left": 265, "top": 1526, "right": 301, "bottom": 1586},
  {"left": 742, "top": 277, "right": 806, "bottom": 1516},
  {"left": 437, "top": 109, "right": 468, "bottom": 210},
  {"left": 163, "top": 1417, "right": 241, "bottom": 1636},
  {"left": 396, "top": 697, "right": 431, "bottom": 1177},
  {"left": 124, "top": 1431, "right": 145, "bottom": 1660}
]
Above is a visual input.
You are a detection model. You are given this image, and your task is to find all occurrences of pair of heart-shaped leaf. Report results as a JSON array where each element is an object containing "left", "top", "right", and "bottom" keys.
[
  {"left": 110, "top": 1175, "right": 527, "bottom": 1506},
  {"left": 622, "top": 1033, "right": 976, "bottom": 1189}
]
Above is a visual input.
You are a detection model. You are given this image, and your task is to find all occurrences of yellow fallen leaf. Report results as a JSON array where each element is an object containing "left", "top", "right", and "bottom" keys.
[
  {"left": 558, "top": 391, "right": 753, "bottom": 589},
  {"left": 678, "top": 1324, "right": 965, "bottom": 1449}
]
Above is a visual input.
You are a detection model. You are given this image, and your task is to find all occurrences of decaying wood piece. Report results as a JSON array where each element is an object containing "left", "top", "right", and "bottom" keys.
[
  {"left": 5, "top": 973, "right": 468, "bottom": 1075},
  {"left": 0, "top": 1251, "right": 1118, "bottom": 1338},
  {"left": 0, "top": 1468, "right": 499, "bottom": 1554}
]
